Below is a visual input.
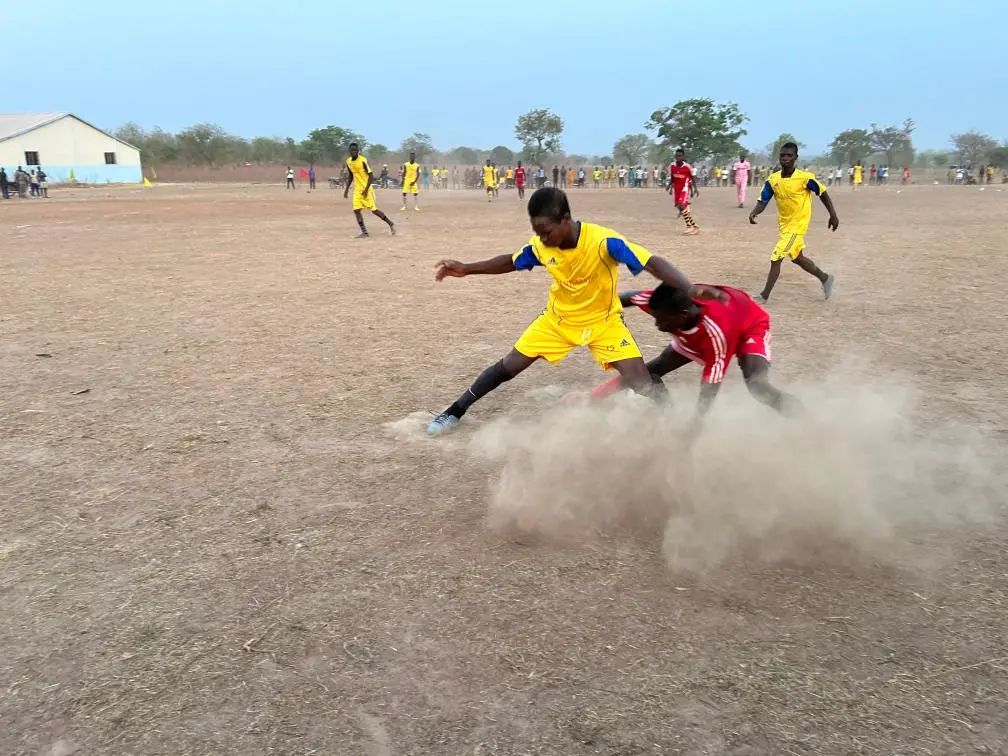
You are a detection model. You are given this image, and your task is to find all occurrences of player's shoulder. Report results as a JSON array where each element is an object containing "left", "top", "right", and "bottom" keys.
[
  {"left": 582, "top": 222, "right": 622, "bottom": 245},
  {"left": 768, "top": 169, "right": 783, "bottom": 182}
]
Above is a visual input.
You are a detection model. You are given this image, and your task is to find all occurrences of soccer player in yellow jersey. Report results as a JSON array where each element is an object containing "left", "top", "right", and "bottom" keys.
[
  {"left": 427, "top": 187, "right": 726, "bottom": 434},
  {"left": 853, "top": 161, "right": 863, "bottom": 190},
  {"left": 749, "top": 142, "right": 838, "bottom": 303},
  {"left": 482, "top": 159, "right": 496, "bottom": 202},
  {"left": 401, "top": 151, "right": 421, "bottom": 211},
  {"left": 343, "top": 143, "right": 395, "bottom": 237}
]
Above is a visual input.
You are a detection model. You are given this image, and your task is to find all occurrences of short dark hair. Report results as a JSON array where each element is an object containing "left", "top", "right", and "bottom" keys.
[
  {"left": 781, "top": 142, "right": 799, "bottom": 153},
  {"left": 349, "top": 142, "right": 359, "bottom": 148},
  {"left": 675, "top": 147, "right": 685, "bottom": 154},
  {"left": 646, "top": 283, "right": 695, "bottom": 314},
  {"left": 527, "top": 187, "right": 570, "bottom": 221}
]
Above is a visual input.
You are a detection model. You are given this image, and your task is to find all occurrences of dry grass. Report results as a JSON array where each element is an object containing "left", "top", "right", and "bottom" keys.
[{"left": 1, "top": 182, "right": 1006, "bottom": 755}]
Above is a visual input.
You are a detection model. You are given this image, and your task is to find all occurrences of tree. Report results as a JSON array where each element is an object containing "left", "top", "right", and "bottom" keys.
[
  {"left": 301, "top": 126, "right": 367, "bottom": 163},
  {"left": 176, "top": 123, "right": 236, "bottom": 167},
  {"left": 514, "top": 108, "right": 564, "bottom": 163},
  {"left": 987, "top": 145, "right": 1008, "bottom": 167},
  {"left": 869, "top": 119, "right": 915, "bottom": 167},
  {"left": 447, "top": 146, "right": 480, "bottom": 164},
  {"left": 828, "top": 128, "right": 873, "bottom": 165},
  {"left": 369, "top": 143, "right": 390, "bottom": 161},
  {"left": 489, "top": 145, "right": 514, "bottom": 164},
  {"left": 399, "top": 132, "right": 434, "bottom": 161},
  {"left": 613, "top": 133, "right": 653, "bottom": 165},
  {"left": 951, "top": 131, "right": 998, "bottom": 166},
  {"left": 767, "top": 133, "right": 804, "bottom": 163},
  {"left": 114, "top": 122, "right": 147, "bottom": 147},
  {"left": 645, "top": 98, "right": 747, "bottom": 161},
  {"left": 250, "top": 136, "right": 289, "bottom": 164}
]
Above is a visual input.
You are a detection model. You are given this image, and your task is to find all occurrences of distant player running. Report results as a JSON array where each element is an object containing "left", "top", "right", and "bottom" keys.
[
  {"left": 483, "top": 160, "right": 496, "bottom": 202},
  {"left": 401, "top": 151, "right": 421, "bottom": 211},
  {"left": 426, "top": 187, "right": 726, "bottom": 435},
  {"left": 343, "top": 143, "right": 395, "bottom": 237},
  {"left": 668, "top": 149, "right": 700, "bottom": 235},
  {"left": 588, "top": 284, "right": 797, "bottom": 422},
  {"left": 749, "top": 142, "right": 837, "bottom": 302}
]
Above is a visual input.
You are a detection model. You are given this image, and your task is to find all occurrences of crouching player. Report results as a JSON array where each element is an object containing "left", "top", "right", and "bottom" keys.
[{"left": 590, "top": 284, "right": 798, "bottom": 419}]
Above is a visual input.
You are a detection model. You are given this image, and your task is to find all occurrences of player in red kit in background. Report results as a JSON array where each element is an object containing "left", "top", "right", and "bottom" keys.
[
  {"left": 668, "top": 148, "right": 700, "bottom": 235},
  {"left": 588, "top": 284, "right": 798, "bottom": 427},
  {"left": 514, "top": 161, "right": 527, "bottom": 200}
]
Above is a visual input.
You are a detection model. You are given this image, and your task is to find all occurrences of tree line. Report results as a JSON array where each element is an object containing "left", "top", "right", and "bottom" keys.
[{"left": 115, "top": 102, "right": 1006, "bottom": 171}]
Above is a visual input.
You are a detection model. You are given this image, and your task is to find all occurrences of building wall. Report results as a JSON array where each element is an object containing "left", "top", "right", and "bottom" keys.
[{"left": 0, "top": 116, "right": 142, "bottom": 183}]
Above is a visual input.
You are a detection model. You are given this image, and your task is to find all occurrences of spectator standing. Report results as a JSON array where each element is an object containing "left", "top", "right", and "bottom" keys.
[
  {"left": 286, "top": 166, "right": 295, "bottom": 189},
  {"left": 0, "top": 167, "right": 8, "bottom": 199}
]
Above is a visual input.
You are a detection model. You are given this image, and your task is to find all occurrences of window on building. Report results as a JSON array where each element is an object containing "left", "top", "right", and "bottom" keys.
[
  {"left": 104, "top": 152, "right": 117, "bottom": 165},
  {"left": 25, "top": 151, "right": 39, "bottom": 165}
]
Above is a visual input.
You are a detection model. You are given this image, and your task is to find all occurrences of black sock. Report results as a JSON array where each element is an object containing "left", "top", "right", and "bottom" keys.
[
  {"left": 356, "top": 216, "right": 367, "bottom": 233},
  {"left": 447, "top": 360, "right": 514, "bottom": 417}
]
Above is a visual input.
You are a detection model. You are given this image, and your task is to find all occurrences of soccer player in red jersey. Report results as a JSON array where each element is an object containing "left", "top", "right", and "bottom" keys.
[
  {"left": 515, "top": 161, "right": 527, "bottom": 200},
  {"left": 589, "top": 284, "right": 796, "bottom": 418},
  {"left": 667, "top": 148, "right": 700, "bottom": 235}
]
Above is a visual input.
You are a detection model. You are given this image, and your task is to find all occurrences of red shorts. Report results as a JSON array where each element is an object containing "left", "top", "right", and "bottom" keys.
[
  {"left": 673, "top": 189, "right": 690, "bottom": 206},
  {"left": 738, "top": 312, "right": 771, "bottom": 362}
]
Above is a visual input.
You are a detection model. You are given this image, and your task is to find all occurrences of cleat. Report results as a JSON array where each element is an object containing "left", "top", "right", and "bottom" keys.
[
  {"left": 822, "top": 274, "right": 835, "bottom": 300},
  {"left": 414, "top": 206, "right": 421, "bottom": 212},
  {"left": 683, "top": 227, "right": 700, "bottom": 235},
  {"left": 427, "top": 411, "right": 460, "bottom": 435},
  {"left": 753, "top": 293, "right": 768, "bottom": 304},
  {"left": 355, "top": 232, "right": 370, "bottom": 238},
  {"left": 400, "top": 206, "right": 406, "bottom": 211}
]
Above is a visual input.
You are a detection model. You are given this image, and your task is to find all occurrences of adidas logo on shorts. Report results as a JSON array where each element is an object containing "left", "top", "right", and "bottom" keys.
[{"left": 547, "top": 257, "right": 557, "bottom": 265}]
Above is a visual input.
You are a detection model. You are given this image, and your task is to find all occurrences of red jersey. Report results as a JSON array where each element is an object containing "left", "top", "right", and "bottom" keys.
[
  {"left": 668, "top": 161, "right": 694, "bottom": 192},
  {"left": 629, "top": 286, "right": 770, "bottom": 383},
  {"left": 514, "top": 166, "right": 526, "bottom": 187}
]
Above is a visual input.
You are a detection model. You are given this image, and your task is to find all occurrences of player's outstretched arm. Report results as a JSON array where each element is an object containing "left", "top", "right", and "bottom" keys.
[
  {"left": 819, "top": 192, "right": 840, "bottom": 231},
  {"left": 644, "top": 257, "right": 728, "bottom": 302},
  {"left": 749, "top": 181, "right": 773, "bottom": 223},
  {"left": 435, "top": 254, "right": 516, "bottom": 280},
  {"left": 619, "top": 290, "right": 647, "bottom": 308}
]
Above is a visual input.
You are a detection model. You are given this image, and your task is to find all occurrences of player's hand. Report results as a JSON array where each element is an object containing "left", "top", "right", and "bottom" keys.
[
  {"left": 343, "top": 188, "right": 349, "bottom": 199},
  {"left": 690, "top": 285, "right": 729, "bottom": 303},
  {"left": 828, "top": 214, "right": 839, "bottom": 232},
  {"left": 748, "top": 211, "right": 758, "bottom": 224},
  {"left": 435, "top": 260, "right": 468, "bottom": 281}
]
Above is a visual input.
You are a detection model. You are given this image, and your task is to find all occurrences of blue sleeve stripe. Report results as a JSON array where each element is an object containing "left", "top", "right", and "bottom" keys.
[
  {"left": 807, "top": 178, "right": 823, "bottom": 194},
  {"left": 760, "top": 181, "right": 773, "bottom": 203},
  {"left": 606, "top": 237, "right": 646, "bottom": 275},
  {"left": 513, "top": 244, "right": 539, "bottom": 271}
]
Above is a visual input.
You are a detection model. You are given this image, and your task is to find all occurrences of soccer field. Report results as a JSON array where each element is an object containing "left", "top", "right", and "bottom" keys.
[{"left": 2, "top": 182, "right": 1007, "bottom": 754}]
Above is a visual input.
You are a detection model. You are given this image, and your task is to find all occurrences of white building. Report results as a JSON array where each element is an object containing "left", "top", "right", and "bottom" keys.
[{"left": 0, "top": 113, "right": 142, "bottom": 184}]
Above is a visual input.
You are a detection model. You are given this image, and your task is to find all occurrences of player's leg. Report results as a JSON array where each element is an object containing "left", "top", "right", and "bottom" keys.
[
  {"left": 372, "top": 209, "right": 396, "bottom": 234},
  {"left": 758, "top": 258, "right": 784, "bottom": 301},
  {"left": 353, "top": 209, "right": 368, "bottom": 237},
  {"left": 429, "top": 348, "right": 539, "bottom": 433},
  {"left": 739, "top": 354, "right": 800, "bottom": 415},
  {"left": 401, "top": 192, "right": 407, "bottom": 210},
  {"left": 678, "top": 202, "right": 699, "bottom": 233},
  {"left": 791, "top": 251, "right": 833, "bottom": 299}
]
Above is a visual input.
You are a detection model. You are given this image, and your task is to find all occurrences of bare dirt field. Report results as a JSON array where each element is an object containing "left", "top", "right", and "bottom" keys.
[{"left": 2, "top": 181, "right": 1007, "bottom": 755}]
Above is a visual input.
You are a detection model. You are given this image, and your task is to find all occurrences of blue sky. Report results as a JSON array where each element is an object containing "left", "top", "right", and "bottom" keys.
[{"left": 4, "top": 0, "right": 1005, "bottom": 156}]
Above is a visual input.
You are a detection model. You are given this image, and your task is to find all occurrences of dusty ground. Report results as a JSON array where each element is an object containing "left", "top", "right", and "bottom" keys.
[{"left": 2, "top": 181, "right": 1006, "bottom": 755}]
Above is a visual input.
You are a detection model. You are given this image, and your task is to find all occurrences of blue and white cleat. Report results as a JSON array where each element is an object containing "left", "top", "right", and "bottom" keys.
[{"left": 427, "top": 411, "right": 460, "bottom": 436}]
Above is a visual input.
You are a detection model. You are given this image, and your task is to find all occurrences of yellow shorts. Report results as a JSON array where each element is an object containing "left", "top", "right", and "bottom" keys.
[
  {"left": 403, "top": 184, "right": 418, "bottom": 195},
  {"left": 353, "top": 188, "right": 377, "bottom": 211},
  {"left": 514, "top": 312, "right": 642, "bottom": 368},
  {"left": 486, "top": 183, "right": 496, "bottom": 192},
  {"left": 771, "top": 231, "right": 806, "bottom": 261}
]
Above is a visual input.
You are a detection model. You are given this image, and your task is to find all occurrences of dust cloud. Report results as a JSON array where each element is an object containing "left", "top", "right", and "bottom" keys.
[{"left": 470, "top": 370, "right": 1005, "bottom": 572}]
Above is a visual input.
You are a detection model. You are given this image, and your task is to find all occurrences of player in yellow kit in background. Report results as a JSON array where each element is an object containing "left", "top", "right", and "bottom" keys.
[
  {"left": 343, "top": 143, "right": 395, "bottom": 237},
  {"left": 401, "top": 151, "right": 421, "bottom": 211},
  {"left": 483, "top": 159, "right": 496, "bottom": 202}
]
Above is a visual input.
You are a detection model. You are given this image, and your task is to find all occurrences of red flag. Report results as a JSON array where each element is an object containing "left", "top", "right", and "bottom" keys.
[{"left": 299, "top": 168, "right": 308, "bottom": 178}]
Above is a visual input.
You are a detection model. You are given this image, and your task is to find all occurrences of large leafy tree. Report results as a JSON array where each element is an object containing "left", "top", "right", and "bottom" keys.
[
  {"left": 300, "top": 125, "right": 367, "bottom": 164},
  {"left": 645, "top": 98, "right": 747, "bottom": 161},
  {"left": 177, "top": 123, "right": 240, "bottom": 167},
  {"left": 987, "top": 145, "right": 1008, "bottom": 167},
  {"left": 613, "top": 133, "right": 653, "bottom": 165},
  {"left": 447, "top": 146, "right": 480, "bottom": 164},
  {"left": 828, "top": 128, "right": 873, "bottom": 165},
  {"left": 514, "top": 108, "right": 564, "bottom": 163},
  {"left": 870, "top": 119, "right": 915, "bottom": 167},
  {"left": 399, "top": 132, "right": 434, "bottom": 161},
  {"left": 489, "top": 145, "right": 514, "bottom": 164},
  {"left": 951, "top": 131, "right": 998, "bottom": 165}
]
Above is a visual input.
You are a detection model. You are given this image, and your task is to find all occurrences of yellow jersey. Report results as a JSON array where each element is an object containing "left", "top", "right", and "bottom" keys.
[
  {"left": 853, "top": 165, "right": 863, "bottom": 183},
  {"left": 403, "top": 161, "right": 420, "bottom": 185},
  {"left": 346, "top": 155, "right": 372, "bottom": 192},
  {"left": 759, "top": 168, "right": 826, "bottom": 234},
  {"left": 432, "top": 168, "right": 440, "bottom": 178},
  {"left": 511, "top": 222, "right": 652, "bottom": 327},
  {"left": 483, "top": 165, "right": 496, "bottom": 187}
]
